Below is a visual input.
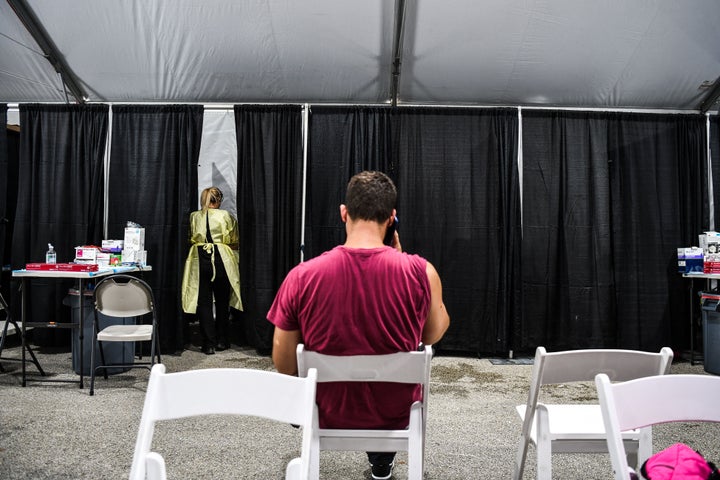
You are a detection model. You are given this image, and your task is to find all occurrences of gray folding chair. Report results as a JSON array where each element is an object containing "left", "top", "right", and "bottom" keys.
[{"left": 89, "top": 274, "right": 160, "bottom": 395}]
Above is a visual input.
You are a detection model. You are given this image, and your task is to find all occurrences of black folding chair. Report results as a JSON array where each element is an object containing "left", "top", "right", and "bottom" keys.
[{"left": 0, "top": 290, "right": 44, "bottom": 376}]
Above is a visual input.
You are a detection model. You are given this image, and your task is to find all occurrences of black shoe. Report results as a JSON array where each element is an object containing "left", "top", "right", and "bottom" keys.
[
  {"left": 371, "top": 462, "right": 394, "bottom": 480},
  {"left": 216, "top": 342, "right": 230, "bottom": 352},
  {"left": 201, "top": 346, "right": 215, "bottom": 355}
]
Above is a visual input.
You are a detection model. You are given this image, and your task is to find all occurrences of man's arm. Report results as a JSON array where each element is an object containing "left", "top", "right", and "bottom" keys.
[
  {"left": 422, "top": 261, "right": 450, "bottom": 345},
  {"left": 272, "top": 326, "right": 303, "bottom": 376}
]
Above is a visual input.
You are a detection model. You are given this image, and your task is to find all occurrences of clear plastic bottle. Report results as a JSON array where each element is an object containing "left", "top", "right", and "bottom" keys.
[{"left": 46, "top": 243, "right": 57, "bottom": 264}]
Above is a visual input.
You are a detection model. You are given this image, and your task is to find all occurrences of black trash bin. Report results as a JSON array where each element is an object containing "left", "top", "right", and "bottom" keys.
[
  {"left": 63, "top": 292, "right": 134, "bottom": 375},
  {"left": 700, "top": 292, "right": 720, "bottom": 375}
]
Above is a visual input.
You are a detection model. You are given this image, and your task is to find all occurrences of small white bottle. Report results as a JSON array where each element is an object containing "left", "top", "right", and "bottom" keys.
[{"left": 46, "top": 243, "right": 57, "bottom": 264}]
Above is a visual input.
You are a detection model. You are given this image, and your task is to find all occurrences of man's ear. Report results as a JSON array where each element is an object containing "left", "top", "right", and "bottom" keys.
[{"left": 340, "top": 204, "right": 348, "bottom": 223}]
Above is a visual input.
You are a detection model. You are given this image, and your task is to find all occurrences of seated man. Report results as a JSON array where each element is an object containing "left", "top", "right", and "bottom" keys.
[{"left": 267, "top": 170, "right": 450, "bottom": 480}]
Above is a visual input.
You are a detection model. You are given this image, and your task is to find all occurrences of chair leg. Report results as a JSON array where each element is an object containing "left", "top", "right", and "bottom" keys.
[
  {"left": 535, "top": 406, "right": 552, "bottom": 480},
  {"left": 0, "top": 295, "right": 45, "bottom": 376},
  {"left": 22, "top": 334, "right": 45, "bottom": 376},
  {"left": 0, "top": 318, "right": 11, "bottom": 372},
  {"left": 635, "top": 427, "right": 652, "bottom": 471},
  {"left": 150, "top": 335, "right": 160, "bottom": 366},
  {"left": 513, "top": 436, "right": 530, "bottom": 480},
  {"left": 407, "top": 405, "right": 424, "bottom": 480},
  {"left": 98, "top": 341, "right": 109, "bottom": 380},
  {"left": 89, "top": 329, "right": 97, "bottom": 395},
  {"left": 150, "top": 316, "right": 160, "bottom": 365},
  {"left": 536, "top": 439, "right": 552, "bottom": 480}
]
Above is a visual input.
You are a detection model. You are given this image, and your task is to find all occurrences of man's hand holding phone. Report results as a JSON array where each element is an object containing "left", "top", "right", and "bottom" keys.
[{"left": 384, "top": 215, "right": 401, "bottom": 251}]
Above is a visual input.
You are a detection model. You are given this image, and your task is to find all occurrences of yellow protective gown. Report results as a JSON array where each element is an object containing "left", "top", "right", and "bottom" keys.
[{"left": 181, "top": 208, "right": 243, "bottom": 313}]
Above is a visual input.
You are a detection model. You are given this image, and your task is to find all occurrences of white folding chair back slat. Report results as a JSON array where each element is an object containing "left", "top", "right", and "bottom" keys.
[
  {"left": 596, "top": 373, "right": 720, "bottom": 480},
  {"left": 296, "top": 344, "right": 433, "bottom": 480},
  {"left": 129, "top": 364, "right": 318, "bottom": 480},
  {"left": 513, "top": 346, "right": 673, "bottom": 480}
]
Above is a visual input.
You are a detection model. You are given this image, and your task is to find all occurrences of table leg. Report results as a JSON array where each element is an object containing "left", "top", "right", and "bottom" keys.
[
  {"left": 78, "top": 278, "right": 84, "bottom": 389},
  {"left": 21, "top": 278, "right": 27, "bottom": 386}
]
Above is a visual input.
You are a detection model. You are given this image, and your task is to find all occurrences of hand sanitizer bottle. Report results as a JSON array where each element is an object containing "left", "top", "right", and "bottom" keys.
[{"left": 46, "top": 243, "right": 57, "bottom": 264}]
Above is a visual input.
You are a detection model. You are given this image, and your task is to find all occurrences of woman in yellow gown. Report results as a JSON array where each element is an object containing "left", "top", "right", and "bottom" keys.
[{"left": 181, "top": 187, "right": 242, "bottom": 354}]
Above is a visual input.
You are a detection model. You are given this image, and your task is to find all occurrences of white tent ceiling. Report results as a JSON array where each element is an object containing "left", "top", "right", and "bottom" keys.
[{"left": 1, "top": 0, "right": 720, "bottom": 111}]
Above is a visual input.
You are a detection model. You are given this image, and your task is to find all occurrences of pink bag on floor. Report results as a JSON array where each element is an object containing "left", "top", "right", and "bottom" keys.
[{"left": 640, "top": 443, "right": 720, "bottom": 480}]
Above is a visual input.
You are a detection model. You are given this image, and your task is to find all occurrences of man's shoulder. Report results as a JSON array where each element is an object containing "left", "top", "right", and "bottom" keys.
[{"left": 295, "top": 246, "right": 343, "bottom": 269}]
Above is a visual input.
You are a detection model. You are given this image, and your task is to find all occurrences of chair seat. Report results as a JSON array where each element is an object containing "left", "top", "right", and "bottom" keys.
[
  {"left": 1, "top": 321, "right": 33, "bottom": 336},
  {"left": 318, "top": 427, "right": 413, "bottom": 451},
  {"left": 516, "top": 404, "right": 642, "bottom": 440},
  {"left": 0, "top": 320, "right": 17, "bottom": 336},
  {"left": 98, "top": 324, "right": 153, "bottom": 342}
]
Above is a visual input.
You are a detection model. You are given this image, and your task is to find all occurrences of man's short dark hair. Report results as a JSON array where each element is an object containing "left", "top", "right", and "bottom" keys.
[{"left": 345, "top": 171, "right": 397, "bottom": 223}]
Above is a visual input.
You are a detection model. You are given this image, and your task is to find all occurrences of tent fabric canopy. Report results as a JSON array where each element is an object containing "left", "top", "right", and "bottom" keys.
[{"left": 1, "top": 0, "right": 719, "bottom": 111}]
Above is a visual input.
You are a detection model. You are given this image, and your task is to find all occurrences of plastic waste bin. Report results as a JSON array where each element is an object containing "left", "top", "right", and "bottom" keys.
[
  {"left": 700, "top": 292, "right": 720, "bottom": 375},
  {"left": 63, "top": 292, "right": 134, "bottom": 375}
]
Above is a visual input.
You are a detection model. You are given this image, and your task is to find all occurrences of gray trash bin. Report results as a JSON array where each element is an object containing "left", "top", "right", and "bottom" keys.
[
  {"left": 64, "top": 293, "right": 134, "bottom": 375},
  {"left": 700, "top": 292, "right": 720, "bottom": 375}
]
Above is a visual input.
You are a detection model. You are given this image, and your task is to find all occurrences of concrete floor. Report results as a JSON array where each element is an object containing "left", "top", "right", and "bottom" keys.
[{"left": 0, "top": 340, "right": 718, "bottom": 479}]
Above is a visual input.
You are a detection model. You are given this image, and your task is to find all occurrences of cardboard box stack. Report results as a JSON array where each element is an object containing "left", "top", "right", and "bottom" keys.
[
  {"left": 74, "top": 246, "right": 100, "bottom": 264},
  {"left": 703, "top": 231, "right": 720, "bottom": 273},
  {"left": 683, "top": 247, "right": 704, "bottom": 273},
  {"left": 99, "top": 239, "right": 123, "bottom": 267},
  {"left": 123, "top": 227, "right": 147, "bottom": 265}
]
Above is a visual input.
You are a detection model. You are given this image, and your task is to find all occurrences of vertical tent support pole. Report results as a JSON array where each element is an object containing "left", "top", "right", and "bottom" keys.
[
  {"left": 103, "top": 105, "right": 113, "bottom": 239},
  {"left": 300, "top": 104, "right": 309, "bottom": 263},
  {"left": 708, "top": 113, "right": 714, "bottom": 231}
]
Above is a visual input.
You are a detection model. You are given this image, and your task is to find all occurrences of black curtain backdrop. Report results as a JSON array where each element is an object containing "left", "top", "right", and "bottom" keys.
[
  {"left": 108, "top": 105, "right": 202, "bottom": 353},
  {"left": 521, "top": 111, "right": 706, "bottom": 353},
  {"left": 711, "top": 115, "right": 720, "bottom": 227},
  {"left": 306, "top": 107, "right": 519, "bottom": 355},
  {"left": 234, "top": 105, "right": 304, "bottom": 354},
  {"left": 394, "top": 108, "right": 521, "bottom": 355},
  {"left": 0, "top": 104, "right": 7, "bottom": 269},
  {"left": 305, "top": 106, "right": 394, "bottom": 260},
  {"left": 2, "top": 123, "right": 19, "bottom": 307},
  {"left": 11, "top": 104, "right": 108, "bottom": 342},
  {"left": 3, "top": 104, "right": 712, "bottom": 357}
]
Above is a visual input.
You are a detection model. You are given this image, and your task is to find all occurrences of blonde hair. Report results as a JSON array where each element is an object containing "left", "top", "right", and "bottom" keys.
[{"left": 200, "top": 186, "right": 224, "bottom": 211}]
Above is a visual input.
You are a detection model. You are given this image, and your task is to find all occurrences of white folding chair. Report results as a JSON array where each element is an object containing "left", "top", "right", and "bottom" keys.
[
  {"left": 89, "top": 274, "right": 161, "bottom": 395},
  {"left": 129, "top": 364, "right": 318, "bottom": 480},
  {"left": 296, "top": 344, "right": 433, "bottom": 480},
  {"left": 596, "top": 373, "right": 720, "bottom": 480},
  {"left": 513, "top": 346, "right": 673, "bottom": 480}
]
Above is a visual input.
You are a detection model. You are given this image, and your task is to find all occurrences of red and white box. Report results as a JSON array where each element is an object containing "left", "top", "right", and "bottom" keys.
[{"left": 75, "top": 246, "right": 100, "bottom": 262}]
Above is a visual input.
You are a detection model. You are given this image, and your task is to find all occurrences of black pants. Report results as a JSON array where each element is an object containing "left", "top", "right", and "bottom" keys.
[{"left": 196, "top": 247, "right": 231, "bottom": 347}]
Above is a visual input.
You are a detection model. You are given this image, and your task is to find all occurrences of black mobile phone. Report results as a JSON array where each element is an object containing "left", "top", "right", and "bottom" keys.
[{"left": 384, "top": 215, "right": 399, "bottom": 245}]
